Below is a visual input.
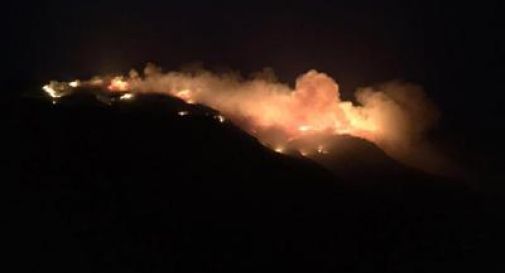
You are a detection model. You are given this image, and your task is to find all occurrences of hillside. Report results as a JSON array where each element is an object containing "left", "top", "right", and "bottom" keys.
[{"left": 8, "top": 92, "right": 505, "bottom": 272}]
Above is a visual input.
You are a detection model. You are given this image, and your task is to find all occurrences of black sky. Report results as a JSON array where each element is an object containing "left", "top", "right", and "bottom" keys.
[{"left": 8, "top": 1, "right": 504, "bottom": 94}]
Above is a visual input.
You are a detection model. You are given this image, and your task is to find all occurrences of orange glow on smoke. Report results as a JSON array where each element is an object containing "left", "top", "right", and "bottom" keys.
[
  {"left": 42, "top": 63, "right": 441, "bottom": 172},
  {"left": 108, "top": 77, "right": 130, "bottom": 92},
  {"left": 175, "top": 89, "right": 196, "bottom": 104}
]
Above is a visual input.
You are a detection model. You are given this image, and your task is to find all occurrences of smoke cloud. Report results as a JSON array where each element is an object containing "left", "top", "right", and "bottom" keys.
[{"left": 43, "top": 63, "right": 450, "bottom": 175}]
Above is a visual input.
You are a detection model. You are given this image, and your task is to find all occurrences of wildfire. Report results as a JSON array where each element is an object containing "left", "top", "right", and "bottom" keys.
[
  {"left": 41, "top": 63, "right": 441, "bottom": 172},
  {"left": 119, "top": 93, "right": 135, "bottom": 101},
  {"left": 69, "top": 80, "right": 80, "bottom": 88},
  {"left": 42, "top": 84, "right": 61, "bottom": 98},
  {"left": 298, "top": 125, "right": 312, "bottom": 132},
  {"left": 108, "top": 77, "right": 130, "bottom": 92},
  {"left": 317, "top": 145, "right": 328, "bottom": 154},
  {"left": 175, "top": 89, "right": 195, "bottom": 104},
  {"left": 215, "top": 115, "right": 226, "bottom": 123},
  {"left": 42, "top": 81, "right": 72, "bottom": 98},
  {"left": 274, "top": 147, "right": 285, "bottom": 154},
  {"left": 178, "top": 111, "right": 189, "bottom": 116}
]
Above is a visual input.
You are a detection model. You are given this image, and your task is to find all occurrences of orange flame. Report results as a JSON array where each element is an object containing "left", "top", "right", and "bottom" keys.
[
  {"left": 42, "top": 64, "right": 444, "bottom": 173},
  {"left": 108, "top": 76, "right": 130, "bottom": 92}
]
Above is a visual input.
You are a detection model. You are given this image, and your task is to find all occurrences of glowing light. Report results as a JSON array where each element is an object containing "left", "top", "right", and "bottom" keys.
[
  {"left": 298, "top": 125, "right": 312, "bottom": 132},
  {"left": 119, "top": 93, "right": 135, "bottom": 101},
  {"left": 69, "top": 80, "right": 80, "bottom": 88},
  {"left": 274, "top": 147, "right": 285, "bottom": 153},
  {"left": 42, "top": 63, "right": 441, "bottom": 173},
  {"left": 215, "top": 115, "right": 226, "bottom": 123},
  {"left": 175, "top": 89, "right": 195, "bottom": 104},
  {"left": 108, "top": 77, "right": 129, "bottom": 91},
  {"left": 317, "top": 145, "right": 328, "bottom": 154},
  {"left": 43, "top": 84, "right": 62, "bottom": 98}
]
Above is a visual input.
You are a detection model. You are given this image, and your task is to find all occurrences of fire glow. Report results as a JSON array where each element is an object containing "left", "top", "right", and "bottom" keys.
[{"left": 42, "top": 63, "right": 441, "bottom": 172}]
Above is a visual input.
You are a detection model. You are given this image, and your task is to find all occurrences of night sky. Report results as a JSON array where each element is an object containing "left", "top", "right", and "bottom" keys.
[{"left": 6, "top": 1, "right": 505, "bottom": 272}]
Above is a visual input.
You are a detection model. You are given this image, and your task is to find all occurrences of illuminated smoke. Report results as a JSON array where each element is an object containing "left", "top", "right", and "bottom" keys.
[
  {"left": 42, "top": 63, "right": 447, "bottom": 174},
  {"left": 108, "top": 76, "right": 130, "bottom": 92}
]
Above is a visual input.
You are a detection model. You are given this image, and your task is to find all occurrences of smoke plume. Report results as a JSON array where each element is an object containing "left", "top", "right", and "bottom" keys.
[{"left": 43, "top": 63, "right": 450, "bottom": 174}]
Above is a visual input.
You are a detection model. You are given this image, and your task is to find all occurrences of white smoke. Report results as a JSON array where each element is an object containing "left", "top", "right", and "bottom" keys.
[{"left": 44, "top": 63, "right": 454, "bottom": 175}]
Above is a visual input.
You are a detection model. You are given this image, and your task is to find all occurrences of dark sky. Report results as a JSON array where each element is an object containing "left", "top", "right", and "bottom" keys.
[{"left": 7, "top": 1, "right": 505, "bottom": 129}]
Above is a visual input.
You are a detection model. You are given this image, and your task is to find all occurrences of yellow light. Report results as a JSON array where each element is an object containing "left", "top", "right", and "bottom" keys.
[
  {"left": 176, "top": 89, "right": 191, "bottom": 99},
  {"left": 119, "top": 93, "right": 135, "bottom": 101},
  {"left": 69, "top": 80, "right": 80, "bottom": 88},
  {"left": 108, "top": 77, "right": 129, "bottom": 91},
  {"left": 298, "top": 125, "right": 312, "bottom": 132},
  {"left": 42, "top": 84, "right": 62, "bottom": 98},
  {"left": 215, "top": 115, "right": 226, "bottom": 123},
  {"left": 317, "top": 145, "right": 328, "bottom": 154}
]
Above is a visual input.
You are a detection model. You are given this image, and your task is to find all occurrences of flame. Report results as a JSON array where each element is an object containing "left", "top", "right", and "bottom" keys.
[
  {"left": 317, "top": 145, "right": 328, "bottom": 154},
  {"left": 119, "top": 93, "right": 135, "bottom": 101},
  {"left": 108, "top": 77, "right": 129, "bottom": 92},
  {"left": 298, "top": 125, "right": 312, "bottom": 132},
  {"left": 41, "top": 63, "right": 443, "bottom": 173},
  {"left": 215, "top": 115, "right": 226, "bottom": 123},
  {"left": 274, "top": 147, "right": 285, "bottom": 154},
  {"left": 42, "top": 84, "right": 60, "bottom": 98},
  {"left": 69, "top": 80, "right": 80, "bottom": 88},
  {"left": 42, "top": 81, "right": 72, "bottom": 98},
  {"left": 175, "top": 89, "right": 196, "bottom": 104}
]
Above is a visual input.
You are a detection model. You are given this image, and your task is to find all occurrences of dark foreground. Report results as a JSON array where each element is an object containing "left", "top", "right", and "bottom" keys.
[{"left": 8, "top": 93, "right": 505, "bottom": 272}]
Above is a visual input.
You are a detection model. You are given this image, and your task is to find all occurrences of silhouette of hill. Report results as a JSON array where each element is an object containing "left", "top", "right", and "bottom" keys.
[{"left": 8, "top": 91, "right": 505, "bottom": 272}]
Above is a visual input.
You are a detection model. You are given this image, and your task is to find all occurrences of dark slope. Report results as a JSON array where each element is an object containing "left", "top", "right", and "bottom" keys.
[
  {"left": 8, "top": 92, "right": 505, "bottom": 273},
  {"left": 311, "top": 135, "right": 420, "bottom": 181}
]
